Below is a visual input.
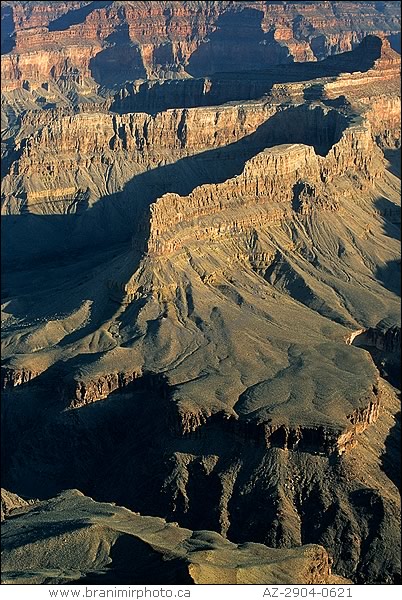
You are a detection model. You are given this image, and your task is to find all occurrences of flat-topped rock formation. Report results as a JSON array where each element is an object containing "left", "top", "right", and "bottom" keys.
[
  {"left": 145, "top": 106, "right": 378, "bottom": 257},
  {"left": 1, "top": 97, "right": 394, "bottom": 454},
  {"left": 1, "top": 379, "right": 400, "bottom": 583}
]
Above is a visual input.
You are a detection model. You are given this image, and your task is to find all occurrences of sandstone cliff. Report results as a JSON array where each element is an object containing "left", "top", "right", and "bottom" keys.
[
  {"left": 1, "top": 1, "right": 400, "bottom": 94},
  {"left": 145, "top": 107, "right": 380, "bottom": 257}
]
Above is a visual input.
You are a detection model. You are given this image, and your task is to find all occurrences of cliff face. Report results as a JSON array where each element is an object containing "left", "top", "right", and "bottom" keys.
[
  {"left": 1, "top": 376, "right": 399, "bottom": 582},
  {"left": 1, "top": 102, "right": 278, "bottom": 251},
  {"left": 1, "top": 1, "right": 400, "bottom": 93},
  {"left": 146, "top": 107, "right": 379, "bottom": 256},
  {"left": 350, "top": 324, "right": 401, "bottom": 389},
  {"left": 108, "top": 34, "right": 399, "bottom": 115},
  {"left": 3, "top": 37, "right": 399, "bottom": 230},
  {"left": 352, "top": 325, "right": 401, "bottom": 354},
  {"left": 359, "top": 96, "right": 401, "bottom": 148},
  {"left": 1, "top": 95, "right": 396, "bottom": 463}
]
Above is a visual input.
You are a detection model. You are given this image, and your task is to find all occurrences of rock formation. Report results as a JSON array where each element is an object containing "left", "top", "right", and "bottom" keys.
[
  {"left": 1, "top": 3, "right": 401, "bottom": 586},
  {"left": 1, "top": 489, "right": 350, "bottom": 585},
  {"left": 1, "top": 1, "right": 400, "bottom": 94},
  {"left": 1, "top": 488, "right": 30, "bottom": 521}
]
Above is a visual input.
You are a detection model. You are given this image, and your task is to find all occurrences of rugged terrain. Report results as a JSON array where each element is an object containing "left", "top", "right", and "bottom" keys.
[
  {"left": 1, "top": 1, "right": 401, "bottom": 587},
  {"left": 1, "top": 1, "right": 401, "bottom": 92},
  {"left": 1, "top": 489, "right": 350, "bottom": 584}
]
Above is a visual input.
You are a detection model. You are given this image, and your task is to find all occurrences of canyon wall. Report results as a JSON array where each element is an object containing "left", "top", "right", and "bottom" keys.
[
  {"left": 146, "top": 107, "right": 380, "bottom": 256},
  {"left": 1, "top": 1, "right": 400, "bottom": 92},
  {"left": 352, "top": 325, "right": 401, "bottom": 356},
  {"left": 2, "top": 102, "right": 276, "bottom": 218}
]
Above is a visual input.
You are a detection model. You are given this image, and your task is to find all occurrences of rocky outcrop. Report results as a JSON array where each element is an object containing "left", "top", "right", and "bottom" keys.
[
  {"left": 1, "top": 7, "right": 401, "bottom": 587},
  {"left": 3, "top": 103, "right": 274, "bottom": 195},
  {"left": 348, "top": 324, "right": 401, "bottom": 389},
  {"left": 72, "top": 371, "right": 169, "bottom": 407},
  {"left": 1, "top": 489, "right": 30, "bottom": 521},
  {"left": 171, "top": 384, "right": 382, "bottom": 457},
  {"left": 322, "top": 38, "right": 401, "bottom": 148},
  {"left": 146, "top": 108, "right": 381, "bottom": 256},
  {"left": 1, "top": 366, "right": 41, "bottom": 389},
  {"left": 1, "top": 489, "right": 347, "bottom": 585},
  {"left": 1, "top": 375, "right": 400, "bottom": 582},
  {"left": 352, "top": 325, "right": 401, "bottom": 354},
  {"left": 3, "top": 37, "right": 398, "bottom": 227},
  {"left": 106, "top": 35, "right": 402, "bottom": 125},
  {"left": 360, "top": 97, "right": 401, "bottom": 149}
]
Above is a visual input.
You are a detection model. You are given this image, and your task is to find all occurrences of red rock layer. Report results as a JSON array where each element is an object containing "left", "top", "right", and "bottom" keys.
[{"left": 1, "top": 1, "right": 400, "bottom": 90}]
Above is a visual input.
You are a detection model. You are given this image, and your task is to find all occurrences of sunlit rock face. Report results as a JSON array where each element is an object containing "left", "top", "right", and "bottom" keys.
[{"left": 1, "top": 1, "right": 401, "bottom": 91}]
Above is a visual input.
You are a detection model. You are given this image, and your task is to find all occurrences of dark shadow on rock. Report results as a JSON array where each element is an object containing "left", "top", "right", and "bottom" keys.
[
  {"left": 187, "top": 8, "right": 293, "bottom": 77},
  {"left": 321, "top": 95, "right": 351, "bottom": 110},
  {"left": 48, "top": 1, "right": 113, "bottom": 32},
  {"left": 383, "top": 149, "right": 401, "bottom": 178},
  {"left": 1, "top": 4, "right": 16, "bottom": 54},
  {"left": 73, "top": 534, "right": 194, "bottom": 584},
  {"left": 351, "top": 324, "right": 401, "bottom": 389},
  {"left": 374, "top": 197, "right": 401, "bottom": 240},
  {"left": 292, "top": 182, "right": 308, "bottom": 212},
  {"left": 354, "top": 344, "right": 401, "bottom": 389},
  {"left": 112, "top": 35, "right": 385, "bottom": 115},
  {"left": 89, "top": 24, "right": 146, "bottom": 88},
  {"left": 2, "top": 518, "right": 89, "bottom": 545},
  {"left": 348, "top": 488, "right": 385, "bottom": 584},
  {"left": 1, "top": 135, "right": 23, "bottom": 178},
  {"left": 303, "top": 84, "right": 325, "bottom": 101},
  {"left": 0, "top": 371, "right": 170, "bottom": 501},
  {"left": 376, "top": 260, "right": 401, "bottom": 297},
  {"left": 388, "top": 32, "right": 401, "bottom": 54},
  {"left": 381, "top": 410, "right": 401, "bottom": 492},
  {"left": 1, "top": 104, "right": 348, "bottom": 274}
]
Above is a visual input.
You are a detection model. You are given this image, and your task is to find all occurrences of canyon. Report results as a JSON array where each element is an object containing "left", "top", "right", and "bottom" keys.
[{"left": 1, "top": 1, "right": 401, "bottom": 587}]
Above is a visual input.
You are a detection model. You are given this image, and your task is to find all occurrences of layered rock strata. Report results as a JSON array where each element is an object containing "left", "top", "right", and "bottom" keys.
[
  {"left": 0, "top": 98, "right": 394, "bottom": 461},
  {"left": 1, "top": 379, "right": 399, "bottom": 582},
  {"left": 1, "top": 1, "right": 400, "bottom": 93},
  {"left": 110, "top": 35, "right": 400, "bottom": 114},
  {"left": 146, "top": 111, "right": 379, "bottom": 256}
]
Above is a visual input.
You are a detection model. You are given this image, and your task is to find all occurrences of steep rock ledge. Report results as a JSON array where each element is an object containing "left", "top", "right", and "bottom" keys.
[
  {"left": 146, "top": 110, "right": 382, "bottom": 257},
  {"left": 18, "top": 362, "right": 382, "bottom": 459},
  {"left": 1, "top": 366, "right": 41, "bottom": 389},
  {"left": 2, "top": 103, "right": 275, "bottom": 196},
  {"left": 350, "top": 325, "right": 401, "bottom": 389},
  {"left": 171, "top": 382, "right": 383, "bottom": 457},
  {"left": 352, "top": 325, "right": 401, "bottom": 354}
]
